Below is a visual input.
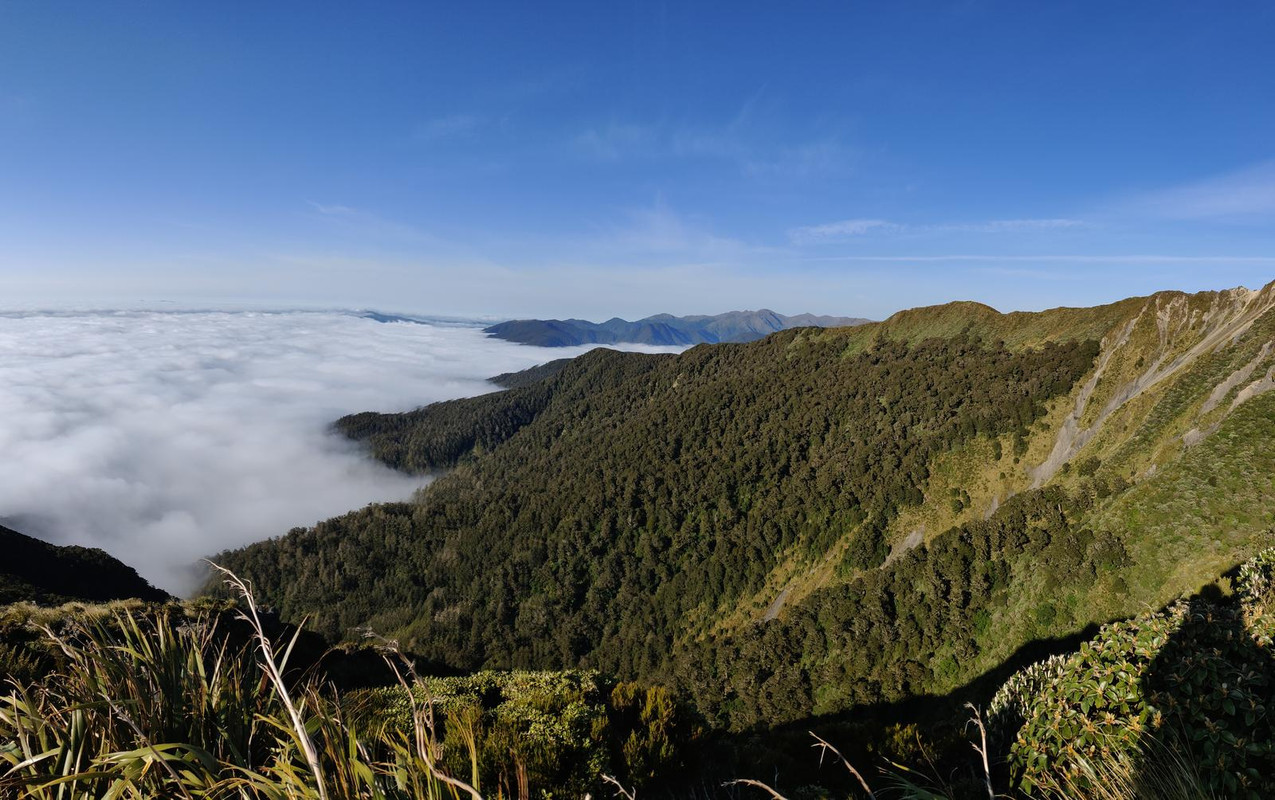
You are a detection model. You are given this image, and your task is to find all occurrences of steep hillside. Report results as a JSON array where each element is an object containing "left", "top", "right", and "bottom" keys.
[
  {"left": 488, "top": 358, "right": 573, "bottom": 388},
  {"left": 213, "top": 329, "right": 1098, "bottom": 718},
  {"left": 0, "top": 524, "right": 168, "bottom": 605},
  {"left": 211, "top": 281, "right": 1275, "bottom": 732},
  {"left": 754, "top": 284, "right": 1275, "bottom": 629}
]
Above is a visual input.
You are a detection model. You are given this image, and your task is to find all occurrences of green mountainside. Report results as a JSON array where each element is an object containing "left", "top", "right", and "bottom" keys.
[
  {"left": 0, "top": 523, "right": 168, "bottom": 606},
  {"left": 221, "top": 332, "right": 1097, "bottom": 702},
  {"left": 6, "top": 282, "right": 1275, "bottom": 797},
  {"left": 211, "top": 284, "right": 1275, "bottom": 733},
  {"left": 488, "top": 357, "right": 573, "bottom": 389}
]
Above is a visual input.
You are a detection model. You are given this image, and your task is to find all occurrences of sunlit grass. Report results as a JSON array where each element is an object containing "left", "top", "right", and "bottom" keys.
[{"left": 1, "top": 566, "right": 481, "bottom": 800}]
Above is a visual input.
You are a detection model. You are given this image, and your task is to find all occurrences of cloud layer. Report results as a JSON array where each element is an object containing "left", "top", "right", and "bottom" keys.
[{"left": 0, "top": 310, "right": 680, "bottom": 593}]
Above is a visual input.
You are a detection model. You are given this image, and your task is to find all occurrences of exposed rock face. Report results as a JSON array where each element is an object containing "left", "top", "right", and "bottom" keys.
[{"left": 1030, "top": 284, "right": 1275, "bottom": 485}]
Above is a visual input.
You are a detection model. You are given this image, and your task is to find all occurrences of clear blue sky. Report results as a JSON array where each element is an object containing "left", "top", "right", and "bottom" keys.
[{"left": 2, "top": 2, "right": 1273, "bottom": 319}]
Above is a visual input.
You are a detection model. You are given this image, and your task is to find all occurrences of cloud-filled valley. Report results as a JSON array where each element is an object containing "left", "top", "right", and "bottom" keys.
[{"left": 0, "top": 310, "right": 681, "bottom": 593}]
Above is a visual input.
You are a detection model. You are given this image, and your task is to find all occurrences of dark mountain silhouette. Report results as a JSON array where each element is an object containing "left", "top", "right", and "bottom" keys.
[{"left": 0, "top": 524, "right": 169, "bottom": 605}]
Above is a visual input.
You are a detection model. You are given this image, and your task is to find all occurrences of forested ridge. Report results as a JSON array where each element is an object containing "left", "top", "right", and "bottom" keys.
[
  {"left": 0, "top": 523, "right": 168, "bottom": 606},
  {"left": 8, "top": 288, "right": 1275, "bottom": 797},
  {"left": 212, "top": 328, "right": 1099, "bottom": 727}
]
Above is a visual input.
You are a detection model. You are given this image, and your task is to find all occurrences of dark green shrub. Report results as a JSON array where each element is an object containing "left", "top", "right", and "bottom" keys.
[{"left": 995, "top": 547, "right": 1275, "bottom": 799}]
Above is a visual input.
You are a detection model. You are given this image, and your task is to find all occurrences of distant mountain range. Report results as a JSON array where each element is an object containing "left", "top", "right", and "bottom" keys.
[{"left": 483, "top": 309, "right": 871, "bottom": 347}]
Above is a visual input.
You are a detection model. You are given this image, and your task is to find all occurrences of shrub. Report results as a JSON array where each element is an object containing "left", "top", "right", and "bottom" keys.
[{"left": 999, "top": 547, "right": 1275, "bottom": 799}]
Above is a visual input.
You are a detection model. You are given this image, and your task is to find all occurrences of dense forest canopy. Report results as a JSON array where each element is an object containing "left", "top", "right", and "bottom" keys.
[{"left": 212, "top": 329, "right": 1099, "bottom": 727}]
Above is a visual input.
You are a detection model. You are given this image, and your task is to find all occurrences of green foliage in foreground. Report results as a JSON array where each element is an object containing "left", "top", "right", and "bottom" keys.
[
  {"left": 0, "top": 601, "right": 469, "bottom": 799},
  {"left": 2, "top": 562, "right": 1272, "bottom": 800},
  {"left": 732, "top": 550, "right": 1275, "bottom": 800},
  {"left": 0, "top": 591, "right": 691, "bottom": 799},
  {"left": 991, "top": 546, "right": 1275, "bottom": 799},
  {"left": 349, "top": 672, "right": 690, "bottom": 797}
]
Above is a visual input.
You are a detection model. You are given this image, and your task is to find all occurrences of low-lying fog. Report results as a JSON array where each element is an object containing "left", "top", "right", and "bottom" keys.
[{"left": 0, "top": 309, "right": 683, "bottom": 594}]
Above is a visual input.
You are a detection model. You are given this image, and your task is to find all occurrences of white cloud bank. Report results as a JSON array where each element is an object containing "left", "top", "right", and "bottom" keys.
[{"left": 0, "top": 310, "right": 681, "bottom": 594}]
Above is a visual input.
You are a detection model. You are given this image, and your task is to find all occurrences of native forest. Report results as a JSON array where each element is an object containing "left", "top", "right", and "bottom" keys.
[{"left": 4, "top": 283, "right": 1275, "bottom": 799}]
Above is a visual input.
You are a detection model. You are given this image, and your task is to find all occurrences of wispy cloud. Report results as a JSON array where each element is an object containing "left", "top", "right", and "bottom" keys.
[
  {"left": 600, "top": 197, "right": 765, "bottom": 262},
  {"left": 572, "top": 88, "right": 854, "bottom": 178},
  {"left": 1125, "top": 160, "right": 1275, "bottom": 222},
  {"left": 964, "top": 219, "right": 1087, "bottom": 233},
  {"left": 788, "top": 217, "right": 1086, "bottom": 244},
  {"left": 413, "top": 113, "right": 482, "bottom": 141},
  {"left": 306, "top": 201, "right": 431, "bottom": 242},
  {"left": 745, "top": 138, "right": 856, "bottom": 178},
  {"left": 574, "top": 121, "right": 660, "bottom": 160},
  {"left": 790, "top": 219, "right": 898, "bottom": 241},
  {"left": 576, "top": 120, "right": 856, "bottom": 179}
]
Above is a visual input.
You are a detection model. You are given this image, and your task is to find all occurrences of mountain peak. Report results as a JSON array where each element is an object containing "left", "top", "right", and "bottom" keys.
[{"left": 484, "top": 309, "right": 870, "bottom": 347}]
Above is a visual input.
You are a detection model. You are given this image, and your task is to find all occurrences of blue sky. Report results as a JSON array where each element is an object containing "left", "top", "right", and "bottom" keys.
[{"left": 1, "top": 2, "right": 1273, "bottom": 319}]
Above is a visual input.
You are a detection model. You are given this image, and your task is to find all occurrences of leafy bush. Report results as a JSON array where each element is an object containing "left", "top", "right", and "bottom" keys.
[
  {"left": 349, "top": 672, "right": 691, "bottom": 797},
  {"left": 998, "top": 547, "right": 1275, "bottom": 799}
]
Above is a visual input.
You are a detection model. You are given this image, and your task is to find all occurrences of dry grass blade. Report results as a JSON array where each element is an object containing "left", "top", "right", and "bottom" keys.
[
  {"left": 377, "top": 635, "right": 485, "bottom": 800},
  {"left": 724, "top": 777, "right": 791, "bottom": 799},
  {"left": 602, "top": 773, "right": 637, "bottom": 800},
  {"left": 963, "top": 703, "right": 995, "bottom": 800},
  {"left": 206, "top": 560, "right": 329, "bottom": 800},
  {"left": 809, "top": 731, "right": 875, "bottom": 799}
]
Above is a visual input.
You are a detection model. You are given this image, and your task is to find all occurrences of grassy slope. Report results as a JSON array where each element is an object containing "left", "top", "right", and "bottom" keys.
[
  {"left": 729, "top": 290, "right": 1251, "bottom": 626},
  {"left": 898, "top": 286, "right": 1275, "bottom": 693},
  {"left": 724, "top": 284, "right": 1275, "bottom": 699}
]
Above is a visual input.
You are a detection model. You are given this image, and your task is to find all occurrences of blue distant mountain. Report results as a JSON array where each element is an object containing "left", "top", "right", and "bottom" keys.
[{"left": 483, "top": 309, "right": 870, "bottom": 347}]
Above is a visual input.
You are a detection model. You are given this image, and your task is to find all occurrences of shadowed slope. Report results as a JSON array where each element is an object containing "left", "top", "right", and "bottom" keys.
[{"left": 0, "top": 524, "right": 168, "bottom": 605}]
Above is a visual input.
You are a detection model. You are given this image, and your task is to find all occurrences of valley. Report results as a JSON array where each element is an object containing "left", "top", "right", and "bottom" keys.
[{"left": 5, "top": 284, "right": 1275, "bottom": 797}]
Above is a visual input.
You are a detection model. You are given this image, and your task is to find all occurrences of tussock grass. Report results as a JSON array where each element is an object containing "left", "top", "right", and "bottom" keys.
[{"left": 1, "top": 566, "right": 481, "bottom": 799}]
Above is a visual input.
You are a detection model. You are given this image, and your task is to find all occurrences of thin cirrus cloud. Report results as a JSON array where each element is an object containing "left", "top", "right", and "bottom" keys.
[
  {"left": 0, "top": 310, "right": 684, "bottom": 594},
  {"left": 414, "top": 113, "right": 484, "bottom": 142},
  {"left": 574, "top": 116, "right": 855, "bottom": 178},
  {"left": 1122, "top": 160, "right": 1275, "bottom": 222},
  {"left": 787, "top": 217, "right": 1087, "bottom": 245},
  {"left": 306, "top": 201, "right": 434, "bottom": 243},
  {"left": 575, "top": 121, "right": 660, "bottom": 160}
]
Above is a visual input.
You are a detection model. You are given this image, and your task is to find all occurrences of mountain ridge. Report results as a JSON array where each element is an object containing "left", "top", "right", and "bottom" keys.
[
  {"left": 0, "top": 523, "right": 169, "bottom": 606},
  {"left": 483, "top": 308, "right": 870, "bottom": 346},
  {"left": 211, "top": 279, "right": 1275, "bottom": 736}
]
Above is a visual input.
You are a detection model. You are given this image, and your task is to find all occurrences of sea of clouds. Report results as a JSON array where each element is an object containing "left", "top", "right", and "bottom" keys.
[{"left": 0, "top": 310, "right": 682, "bottom": 594}]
